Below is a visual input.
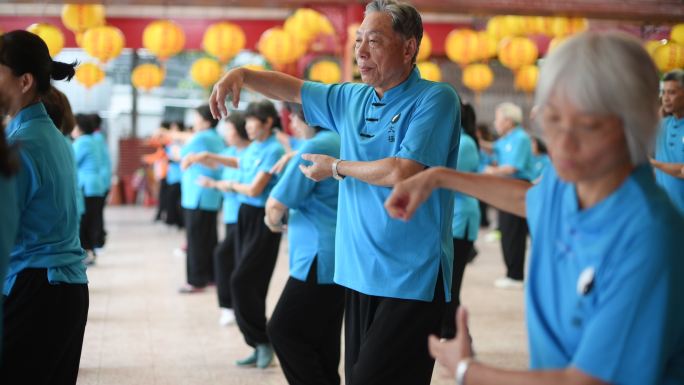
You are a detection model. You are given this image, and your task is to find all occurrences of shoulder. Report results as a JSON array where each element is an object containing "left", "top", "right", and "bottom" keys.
[{"left": 415, "top": 81, "right": 458, "bottom": 102}]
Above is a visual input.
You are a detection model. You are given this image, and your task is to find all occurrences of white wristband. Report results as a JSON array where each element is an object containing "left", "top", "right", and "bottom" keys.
[
  {"left": 332, "top": 159, "right": 345, "bottom": 181},
  {"left": 456, "top": 358, "right": 472, "bottom": 385}
]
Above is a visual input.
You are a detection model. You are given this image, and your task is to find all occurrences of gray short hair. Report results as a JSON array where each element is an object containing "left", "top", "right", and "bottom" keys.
[
  {"left": 496, "top": 102, "right": 523, "bottom": 125},
  {"left": 663, "top": 69, "right": 684, "bottom": 88},
  {"left": 534, "top": 31, "right": 660, "bottom": 165},
  {"left": 365, "top": 0, "right": 423, "bottom": 64}
]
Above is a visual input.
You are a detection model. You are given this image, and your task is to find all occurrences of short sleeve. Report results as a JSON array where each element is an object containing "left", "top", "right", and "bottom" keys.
[
  {"left": 301, "top": 81, "right": 362, "bottom": 134},
  {"left": 257, "top": 144, "right": 284, "bottom": 174},
  {"left": 395, "top": 84, "right": 460, "bottom": 167},
  {"left": 269, "top": 151, "right": 316, "bottom": 209}
]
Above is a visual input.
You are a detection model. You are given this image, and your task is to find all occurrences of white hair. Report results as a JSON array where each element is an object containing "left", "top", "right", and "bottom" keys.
[
  {"left": 534, "top": 31, "right": 660, "bottom": 165},
  {"left": 496, "top": 102, "right": 523, "bottom": 125}
]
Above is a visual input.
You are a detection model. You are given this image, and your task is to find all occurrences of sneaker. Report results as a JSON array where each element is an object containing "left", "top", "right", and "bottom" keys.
[
  {"left": 219, "top": 308, "right": 236, "bottom": 326},
  {"left": 494, "top": 277, "right": 524, "bottom": 290},
  {"left": 84, "top": 250, "right": 97, "bottom": 266},
  {"left": 178, "top": 284, "right": 205, "bottom": 294},
  {"left": 256, "top": 343, "right": 274, "bottom": 369},
  {"left": 235, "top": 350, "right": 257, "bottom": 367},
  {"left": 172, "top": 247, "right": 186, "bottom": 258},
  {"left": 484, "top": 230, "right": 501, "bottom": 243}
]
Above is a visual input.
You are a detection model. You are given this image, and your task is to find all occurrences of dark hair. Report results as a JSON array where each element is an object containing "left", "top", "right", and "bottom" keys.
[
  {"left": 365, "top": 0, "right": 423, "bottom": 64},
  {"left": 195, "top": 104, "right": 219, "bottom": 128},
  {"left": 460, "top": 103, "right": 479, "bottom": 149},
  {"left": 225, "top": 112, "right": 249, "bottom": 141},
  {"left": 75, "top": 113, "right": 96, "bottom": 135},
  {"left": 533, "top": 137, "right": 548, "bottom": 154},
  {"left": 0, "top": 30, "right": 76, "bottom": 95},
  {"left": 160, "top": 120, "right": 171, "bottom": 130},
  {"left": 284, "top": 102, "right": 306, "bottom": 122},
  {"left": 663, "top": 69, "right": 684, "bottom": 88},
  {"left": 476, "top": 123, "right": 494, "bottom": 141},
  {"left": 171, "top": 120, "right": 185, "bottom": 132},
  {"left": 89, "top": 113, "right": 102, "bottom": 129},
  {"left": 245, "top": 100, "right": 281, "bottom": 130},
  {"left": 0, "top": 128, "right": 19, "bottom": 177},
  {"left": 42, "top": 86, "right": 75, "bottom": 136}
]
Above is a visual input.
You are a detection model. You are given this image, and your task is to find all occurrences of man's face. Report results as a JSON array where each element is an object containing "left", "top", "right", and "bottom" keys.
[
  {"left": 354, "top": 12, "right": 415, "bottom": 93},
  {"left": 662, "top": 80, "right": 684, "bottom": 117}
]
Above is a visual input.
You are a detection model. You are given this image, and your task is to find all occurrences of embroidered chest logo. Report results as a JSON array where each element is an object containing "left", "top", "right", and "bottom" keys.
[{"left": 388, "top": 113, "right": 400, "bottom": 143}]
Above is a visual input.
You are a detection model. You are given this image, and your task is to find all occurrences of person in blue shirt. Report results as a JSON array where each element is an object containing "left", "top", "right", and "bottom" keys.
[
  {"left": 165, "top": 120, "right": 187, "bottom": 229},
  {"left": 178, "top": 105, "right": 225, "bottom": 293},
  {"left": 442, "top": 103, "right": 480, "bottom": 340},
  {"left": 186, "top": 100, "right": 285, "bottom": 369},
  {"left": 194, "top": 112, "right": 251, "bottom": 326},
  {"left": 484, "top": 102, "right": 533, "bottom": 289},
  {"left": 208, "top": 2, "right": 459, "bottom": 384},
  {"left": 0, "top": 121, "right": 20, "bottom": 352},
  {"left": 530, "top": 136, "right": 551, "bottom": 182},
  {"left": 0, "top": 30, "right": 89, "bottom": 385},
  {"left": 264, "top": 103, "right": 344, "bottom": 385},
  {"left": 73, "top": 113, "right": 107, "bottom": 265},
  {"left": 386, "top": 31, "right": 684, "bottom": 385},
  {"left": 652, "top": 69, "right": 684, "bottom": 214},
  {"left": 90, "top": 113, "right": 111, "bottom": 250}
]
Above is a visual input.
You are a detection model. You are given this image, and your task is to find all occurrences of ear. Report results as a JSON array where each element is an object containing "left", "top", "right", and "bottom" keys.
[
  {"left": 405, "top": 37, "right": 417, "bottom": 64},
  {"left": 19, "top": 72, "right": 35, "bottom": 94},
  {"left": 265, "top": 116, "right": 274, "bottom": 129}
]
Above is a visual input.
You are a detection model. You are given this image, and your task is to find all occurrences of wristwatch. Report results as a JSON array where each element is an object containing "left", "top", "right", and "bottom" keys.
[
  {"left": 332, "top": 159, "right": 345, "bottom": 181},
  {"left": 456, "top": 358, "right": 472, "bottom": 385}
]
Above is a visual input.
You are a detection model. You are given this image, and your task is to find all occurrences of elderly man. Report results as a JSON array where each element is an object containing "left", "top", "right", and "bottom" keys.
[
  {"left": 209, "top": 1, "right": 460, "bottom": 384},
  {"left": 652, "top": 69, "right": 684, "bottom": 214}
]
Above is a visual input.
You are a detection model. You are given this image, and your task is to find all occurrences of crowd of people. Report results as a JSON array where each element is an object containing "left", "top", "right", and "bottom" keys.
[{"left": 1, "top": 0, "right": 684, "bottom": 384}]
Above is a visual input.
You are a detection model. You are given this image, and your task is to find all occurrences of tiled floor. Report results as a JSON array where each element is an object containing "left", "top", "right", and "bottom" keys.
[{"left": 77, "top": 206, "right": 527, "bottom": 385}]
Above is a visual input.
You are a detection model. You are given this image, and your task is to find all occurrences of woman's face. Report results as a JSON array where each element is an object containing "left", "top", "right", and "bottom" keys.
[
  {"left": 193, "top": 112, "right": 210, "bottom": 132},
  {"left": 541, "top": 94, "right": 631, "bottom": 184},
  {"left": 245, "top": 117, "right": 270, "bottom": 141},
  {"left": 224, "top": 122, "right": 240, "bottom": 146},
  {"left": 289, "top": 114, "right": 312, "bottom": 139}
]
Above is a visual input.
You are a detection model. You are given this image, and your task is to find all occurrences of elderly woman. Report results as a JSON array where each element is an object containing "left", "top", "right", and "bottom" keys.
[
  {"left": 385, "top": 32, "right": 684, "bottom": 385},
  {"left": 1, "top": 30, "right": 88, "bottom": 384}
]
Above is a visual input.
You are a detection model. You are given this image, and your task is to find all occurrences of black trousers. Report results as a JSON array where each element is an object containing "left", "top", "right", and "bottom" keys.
[
  {"left": 213, "top": 223, "right": 237, "bottom": 309},
  {"left": 344, "top": 273, "right": 445, "bottom": 385},
  {"left": 184, "top": 208, "right": 218, "bottom": 287},
  {"left": 441, "top": 237, "right": 474, "bottom": 339},
  {"left": 232, "top": 204, "right": 281, "bottom": 347},
  {"left": 165, "top": 183, "right": 184, "bottom": 228},
  {"left": 498, "top": 210, "right": 529, "bottom": 281},
  {"left": 95, "top": 190, "right": 108, "bottom": 248},
  {"left": 80, "top": 195, "right": 102, "bottom": 251},
  {"left": 268, "top": 260, "right": 345, "bottom": 385},
  {"left": 155, "top": 178, "right": 169, "bottom": 221},
  {"left": 1, "top": 269, "right": 89, "bottom": 385},
  {"left": 479, "top": 200, "right": 490, "bottom": 227}
]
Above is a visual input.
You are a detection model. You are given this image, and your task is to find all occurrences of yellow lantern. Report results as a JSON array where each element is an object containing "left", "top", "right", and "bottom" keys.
[
  {"left": 27, "top": 23, "right": 64, "bottom": 58},
  {"left": 284, "top": 8, "right": 334, "bottom": 46},
  {"left": 82, "top": 25, "right": 125, "bottom": 63},
  {"left": 75, "top": 63, "right": 105, "bottom": 89},
  {"left": 528, "top": 16, "right": 553, "bottom": 36},
  {"left": 645, "top": 40, "right": 666, "bottom": 57},
  {"left": 258, "top": 27, "right": 304, "bottom": 66},
  {"left": 61, "top": 4, "right": 105, "bottom": 32},
  {"left": 550, "top": 17, "right": 572, "bottom": 38},
  {"left": 487, "top": 16, "right": 525, "bottom": 41},
  {"left": 190, "top": 58, "right": 222, "bottom": 88},
  {"left": 462, "top": 63, "right": 494, "bottom": 92},
  {"left": 652, "top": 42, "right": 684, "bottom": 73},
  {"left": 417, "top": 61, "right": 441, "bottom": 82},
  {"left": 498, "top": 37, "right": 539, "bottom": 71},
  {"left": 671, "top": 24, "right": 684, "bottom": 45},
  {"left": 131, "top": 64, "right": 165, "bottom": 91},
  {"left": 417, "top": 32, "right": 432, "bottom": 61},
  {"left": 569, "top": 18, "right": 589, "bottom": 34},
  {"left": 476, "top": 31, "right": 498, "bottom": 61},
  {"left": 308, "top": 60, "right": 341, "bottom": 84},
  {"left": 203, "top": 22, "right": 246, "bottom": 63},
  {"left": 143, "top": 20, "right": 185, "bottom": 61},
  {"left": 515, "top": 65, "right": 539, "bottom": 93},
  {"left": 445, "top": 29, "right": 480, "bottom": 66}
]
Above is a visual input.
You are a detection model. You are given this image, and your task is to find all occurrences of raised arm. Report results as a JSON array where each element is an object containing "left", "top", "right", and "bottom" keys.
[
  {"left": 385, "top": 166, "right": 531, "bottom": 220},
  {"left": 298, "top": 154, "right": 425, "bottom": 187},
  {"left": 209, "top": 68, "right": 304, "bottom": 119},
  {"left": 650, "top": 158, "right": 684, "bottom": 179}
]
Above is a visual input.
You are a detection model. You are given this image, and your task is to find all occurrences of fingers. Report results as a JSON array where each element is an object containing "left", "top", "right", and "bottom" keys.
[
  {"left": 209, "top": 87, "right": 219, "bottom": 119},
  {"left": 384, "top": 191, "right": 408, "bottom": 219},
  {"left": 231, "top": 83, "right": 240, "bottom": 109},
  {"left": 427, "top": 334, "right": 442, "bottom": 359},
  {"left": 456, "top": 306, "right": 469, "bottom": 339}
]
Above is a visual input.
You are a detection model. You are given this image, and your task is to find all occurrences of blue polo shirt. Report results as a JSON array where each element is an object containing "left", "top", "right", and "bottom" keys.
[
  {"left": 0, "top": 174, "right": 19, "bottom": 341},
  {"left": 525, "top": 164, "right": 684, "bottom": 384},
  {"left": 64, "top": 135, "right": 85, "bottom": 216},
  {"left": 180, "top": 129, "right": 225, "bottom": 211},
  {"left": 4, "top": 103, "right": 87, "bottom": 295},
  {"left": 220, "top": 146, "right": 243, "bottom": 224},
  {"left": 452, "top": 131, "right": 480, "bottom": 241},
  {"left": 92, "top": 131, "right": 112, "bottom": 192},
  {"left": 530, "top": 154, "right": 551, "bottom": 182},
  {"left": 73, "top": 134, "right": 106, "bottom": 197},
  {"left": 270, "top": 130, "right": 341, "bottom": 284},
  {"left": 165, "top": 143, "right": 182, "bottom": 185},
  {"left": 236, "top": 134, "right": 284, "bottom": 208},
  {"left": 654, "top": 115, "right": 684, "bottom": 214},
  {"left": 494, "top": 126, "right": 533, "bottom": 181},
  {"left": 301, "top": 67, "right": 460, "bottom": 301}
]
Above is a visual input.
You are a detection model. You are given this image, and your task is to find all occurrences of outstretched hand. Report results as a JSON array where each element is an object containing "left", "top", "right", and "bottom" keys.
[
  {"left": 209, "top": 68, "right": 246, "bottom": 119},
  {"left": 384, "top": 168, "right": 438, "bottom": 221},
  {"left": 299, "top": 153, "right": 335, "bottom": 182},
  {"left": 428, "top": 306, "right": 474, "bottom": 378}
]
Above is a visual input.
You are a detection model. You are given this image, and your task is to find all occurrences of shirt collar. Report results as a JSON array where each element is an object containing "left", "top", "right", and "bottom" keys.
[
  {"left": 374, "top": 66, "right": 420, "bottom": 103},
  {"left": 6, "top": 102, "right": 47, "bottom": 137}
]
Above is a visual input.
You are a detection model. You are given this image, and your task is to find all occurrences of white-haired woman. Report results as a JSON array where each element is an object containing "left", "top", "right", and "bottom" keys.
[{"left": 385, "top": 31, "right": 684, "bottom": 385}]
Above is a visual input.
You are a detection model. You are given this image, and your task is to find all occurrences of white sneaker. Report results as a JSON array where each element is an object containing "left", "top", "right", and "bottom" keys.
[
  {"left": 494, "top": 277, "right": 524, "bottom": 290},
  {"left": 484, "top": 230, "right": 501, "bottom": 243},
  {"left": 219, "top": 308, "right": 236, "bottom": 326},
  {"left": 172, "top": 247, "right": 186, "bottom": 258}
]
